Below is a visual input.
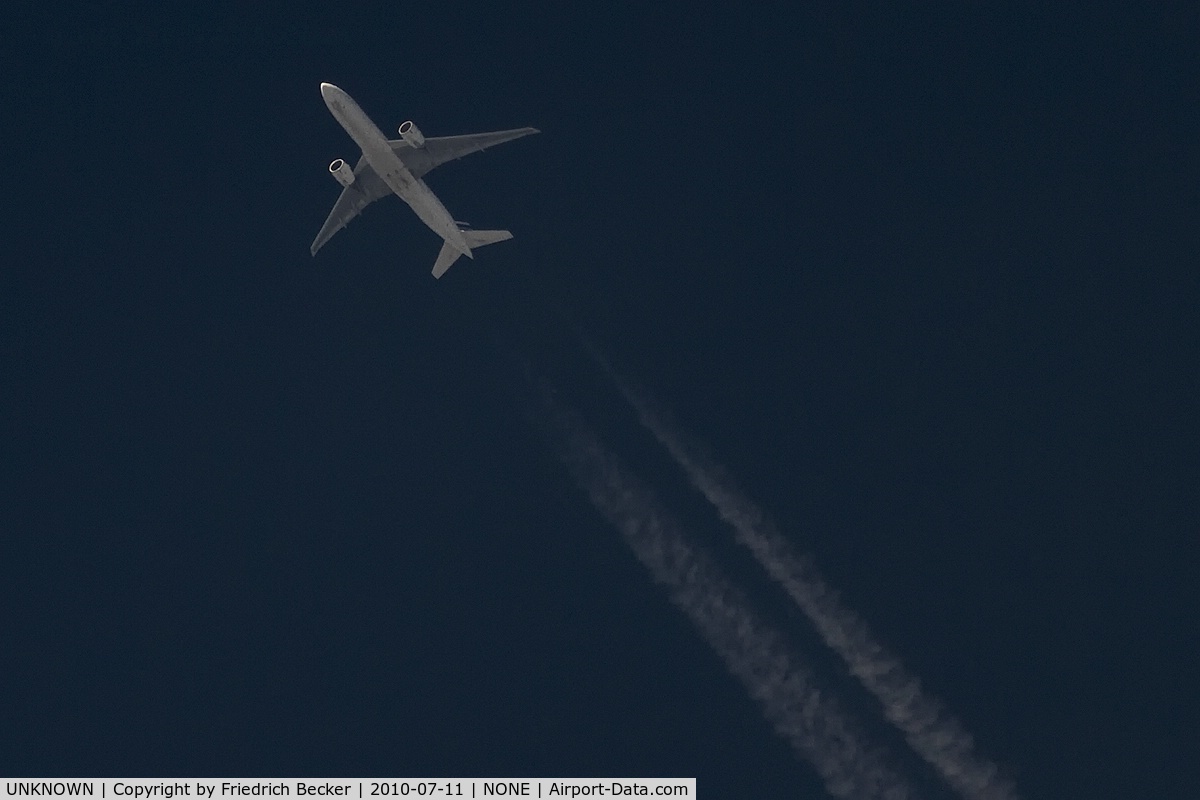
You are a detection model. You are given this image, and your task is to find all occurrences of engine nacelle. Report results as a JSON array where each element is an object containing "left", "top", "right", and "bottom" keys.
[
  {"left": 398, "top": 120, "right": 426, "bottom": 148},
  {"left": 329, "top": 158, "right": 355, "bottom": 188}
]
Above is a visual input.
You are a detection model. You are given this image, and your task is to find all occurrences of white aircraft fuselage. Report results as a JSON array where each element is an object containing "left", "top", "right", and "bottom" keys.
[{"left": 320, "top": 83, "right": 471, "bottom": 257}]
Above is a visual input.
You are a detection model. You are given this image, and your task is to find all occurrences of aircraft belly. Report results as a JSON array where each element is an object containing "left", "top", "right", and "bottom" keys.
[
  {"left": 407, "top": 183, "right": 468, "bottom": 251},
  {"left": 370, "top": 160, "right": 466, "bottom": 252}
]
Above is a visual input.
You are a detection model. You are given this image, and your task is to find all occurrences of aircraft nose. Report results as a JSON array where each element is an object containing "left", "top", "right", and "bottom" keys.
[{"left": 320, "top": 82, "right": 337, "bottom": 99}]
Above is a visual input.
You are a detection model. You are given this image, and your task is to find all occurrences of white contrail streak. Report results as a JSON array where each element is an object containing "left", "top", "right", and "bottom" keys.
[
  {"left": 586, "top": 353, "right": 1018, "bottom": 800},
  {"left": 526, "top": 380, "right": 916, "bottom": 800}
]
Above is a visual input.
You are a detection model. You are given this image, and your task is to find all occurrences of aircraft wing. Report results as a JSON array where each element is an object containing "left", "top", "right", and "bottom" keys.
[
  {"left": 388, "top": 128, "right": 540, "bottom": 179},
  {"left": 310, "top": 155, "right": 393, "bottom": 255}
]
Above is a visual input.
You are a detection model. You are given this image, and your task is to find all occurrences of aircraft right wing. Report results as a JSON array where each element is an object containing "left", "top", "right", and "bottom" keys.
[
  {"left": 388, "top": 128, "right": 540, "bottom": 179},
  {"left": 310, "top": 155, "right": 393, "bottom": 255}
]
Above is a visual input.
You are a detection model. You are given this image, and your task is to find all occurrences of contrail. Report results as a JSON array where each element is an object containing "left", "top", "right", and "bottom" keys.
[
  {"left": 584, "top": 349, "right": 1018, "bottom": 800},
  {"left": 525, "top": 378, "right": 917, "bottom": 800}
]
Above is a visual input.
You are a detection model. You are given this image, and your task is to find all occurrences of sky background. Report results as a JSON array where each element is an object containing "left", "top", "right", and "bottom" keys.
[{"left": 4, "top": 3, "right": 1198, "bottom": 797}]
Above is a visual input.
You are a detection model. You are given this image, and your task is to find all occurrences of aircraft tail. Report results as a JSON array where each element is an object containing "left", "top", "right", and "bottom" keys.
[{"left": 432, "top": 229, "right": 513, "bottom": 279}]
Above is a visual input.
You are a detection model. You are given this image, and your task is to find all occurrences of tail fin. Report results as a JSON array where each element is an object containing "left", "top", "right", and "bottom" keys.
[{"left": 431, "top": 229, "right": 513, "bottom": 279}]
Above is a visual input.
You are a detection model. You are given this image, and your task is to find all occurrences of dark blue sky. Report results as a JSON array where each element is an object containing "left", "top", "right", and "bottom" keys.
[{"left": 5, "top": 4, "right": 1198, "bottom": 797}]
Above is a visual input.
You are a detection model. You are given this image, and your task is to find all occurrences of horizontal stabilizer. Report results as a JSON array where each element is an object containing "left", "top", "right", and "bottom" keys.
[
  {"left": 431, "top": 229, "right": 513, "bottom": 279},
  {"left": 432, "top": 241, "right": 464, "bottom": 279},
  {"left": 463, "top": 229, "right": 512, "bottom": 248}
]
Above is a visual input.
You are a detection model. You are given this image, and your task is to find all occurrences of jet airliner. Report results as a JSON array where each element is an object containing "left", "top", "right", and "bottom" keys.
[{"left": 311, "top": 83, "right": 538, "bottom": 278}]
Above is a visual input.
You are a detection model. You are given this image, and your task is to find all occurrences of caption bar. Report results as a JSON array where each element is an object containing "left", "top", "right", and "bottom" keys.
[{"left": 2, "top": 781, "right": 694, "bottom": 799}]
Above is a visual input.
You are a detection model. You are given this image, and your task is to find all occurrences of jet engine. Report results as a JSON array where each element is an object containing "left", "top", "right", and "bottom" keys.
[
  {"left": 397, "top": 120, "right": 426, "bottom": 148},
  {"left": 329, "top": 158, "right": 355, "bottom": 188}
]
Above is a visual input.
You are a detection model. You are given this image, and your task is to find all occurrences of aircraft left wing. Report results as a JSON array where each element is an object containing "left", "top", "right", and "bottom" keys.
[
  {"left": 310, "top": 155, "right": 392, "bottom": 255},
  {"left": 388, "top": 128, "right": 540, "bottom": 179}
]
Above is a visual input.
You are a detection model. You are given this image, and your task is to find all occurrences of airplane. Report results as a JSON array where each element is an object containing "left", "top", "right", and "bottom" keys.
[{"left": 311, "top": 82, "right": 539, "bottom": 278}]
